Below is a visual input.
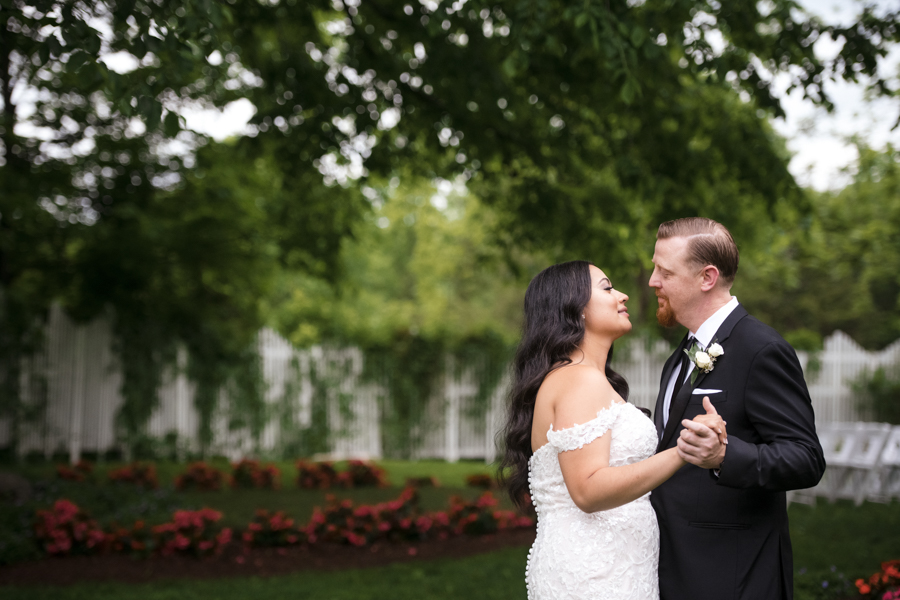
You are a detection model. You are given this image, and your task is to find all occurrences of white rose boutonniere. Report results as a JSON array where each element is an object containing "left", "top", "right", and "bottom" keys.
[
  {"left": 694, "top": 351, "right": 712, "bottom": 370},
  {"left": 684, "top": 339, "right": 724, "bottom": 384}
]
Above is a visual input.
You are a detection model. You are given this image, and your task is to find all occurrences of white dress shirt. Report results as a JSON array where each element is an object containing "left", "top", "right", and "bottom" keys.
[{"left": 662, "top": 296, "right": 739, "bottom": 428}]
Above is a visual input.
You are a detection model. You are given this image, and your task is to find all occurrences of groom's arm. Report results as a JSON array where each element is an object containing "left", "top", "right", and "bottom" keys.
[
  {"left": 719, "top": 340, "right": 825, "bottom": 490},
  {"left": 682, "top": 339, "right": 826, "bottom": 491}
]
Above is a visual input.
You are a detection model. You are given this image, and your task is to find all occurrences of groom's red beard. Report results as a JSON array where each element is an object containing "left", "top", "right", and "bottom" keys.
[{"left": 655, "top": 290, "right": 678, "bottom": 327}]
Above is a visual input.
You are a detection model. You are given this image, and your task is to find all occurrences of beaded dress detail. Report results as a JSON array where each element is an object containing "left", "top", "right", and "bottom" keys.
[{"left": 525, "top": 401, "right": 660, "bottom": 600}]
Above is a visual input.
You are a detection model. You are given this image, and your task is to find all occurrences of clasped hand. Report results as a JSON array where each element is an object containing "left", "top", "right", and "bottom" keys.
[{"left": 677, "top": 397, "right": 727, "bottom": 469}]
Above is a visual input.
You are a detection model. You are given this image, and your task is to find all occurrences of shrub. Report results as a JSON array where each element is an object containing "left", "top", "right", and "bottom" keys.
[
  {"left": 107, "top": 520, "right": 155, "bottom": 557},
  {"left": 33, "top": 499, "right": 107, "bottom": 556},
  {"left": 153, "top": 508, "right": 232, "bottom": 557},
  {"left": 337, "top": 460, "right": 388, "bottom": 488},
  {"left": 175, "top": 462, "right": 225, "bottom": 491},
  {"left": 852, "top": 366, "right": 900, "bottom": 424},
  {"left": 108, "top": 462, "right": 159, "bottom": 489},
  {"left": 445, "top": 492, "right": 534, "bottom": 535},
  {"left": 405, "top": 476, "right": 440, "bottom": 488},
  {"left": 231, "top": 459, "right": 281, "bottom": 490},
  {"left": 465, "top": 474, "right": 494, "bottom": 489},
  {"left": 56, "top": 460, "right": 94, "bottom": 482},
  {"left": 303, "top": 488, "right": 533, "bottom": 547},
  {"left": 306, "top": 487, "right": 422, "bottom": 546},
  {"left": 856, "top": 559, "right": 900, "bottom": 598},
  {"left": 296, "top": 460, "right": 339, "bottom": 489},
  {"left": 242, "top": 510, "right": 304, "bottom": 548}
]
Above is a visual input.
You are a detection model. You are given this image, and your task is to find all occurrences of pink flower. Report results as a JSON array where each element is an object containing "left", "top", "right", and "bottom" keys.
[{"left": 217, "top": 528, "right": 232, "bottom": 545}]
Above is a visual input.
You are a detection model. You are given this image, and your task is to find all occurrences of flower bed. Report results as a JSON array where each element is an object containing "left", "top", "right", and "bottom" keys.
[
  {"left": 339, "top": 459, "right": 388, "bottom": 488},
  {"left": 108, "top": 462, "right": 159, "bottom": 489},
  {"left": 34, "top": 499, "right": 107, "bottom": 556},
  {"left": 465, "top": 473, "right": 494, "bottom": 489},
  {"left": 296, "top": 460, "right": 340, "bottom": 489},
  {"left": 175, "top": 462, "right": 225, "bottom": 491},
  {"left": 280, "top": 489, "right": 531, "bottom": 549},
  {"left": 231, "top": 459, "right": 280, "bottom": 490},
  {"left": 296, "top": 459, "right": 387, "bottom": 489},
  {"left": 32, "top": 489, "right": 535, "bottom": 560},
  {"left": 56, "top": 460, "right": 94, "bottom": 482},
  {"left": 153, "top": 508, "right": 232, "bottom": 557},
  {"left": 242, "top": 510, "right": 304, "bottom": 548},
  {"left": 856, "top": 559, "right": 900, "bottom": 598}
]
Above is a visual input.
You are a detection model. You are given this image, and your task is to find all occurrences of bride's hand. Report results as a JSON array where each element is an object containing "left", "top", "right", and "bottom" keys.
[{"left": 690, "top": 397, "right": 727, "bottom": 446}]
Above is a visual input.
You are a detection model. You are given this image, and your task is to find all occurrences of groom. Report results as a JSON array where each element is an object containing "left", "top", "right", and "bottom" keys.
[{"left": 648, "top": 217, "right": 825, "bottom": 600}]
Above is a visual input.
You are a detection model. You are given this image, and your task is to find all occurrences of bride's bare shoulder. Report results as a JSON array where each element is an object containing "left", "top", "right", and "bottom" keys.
[{"left": 539, "top": 364, "right": 615, "bottom": 409}]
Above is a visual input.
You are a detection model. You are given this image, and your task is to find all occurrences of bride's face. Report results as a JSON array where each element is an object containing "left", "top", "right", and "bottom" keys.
[{"left": 583, "top": 265, "right": 631, "bottom": 339}]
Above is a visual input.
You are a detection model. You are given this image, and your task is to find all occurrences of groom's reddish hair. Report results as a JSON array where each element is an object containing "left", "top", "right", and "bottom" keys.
[{"left": 657, "top": 217, "right": 739, "bottom": 286}]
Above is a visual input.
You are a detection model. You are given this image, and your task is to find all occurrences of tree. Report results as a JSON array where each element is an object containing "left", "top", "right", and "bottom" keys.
[
  {"left": 4, "top": 0, "right": 900, "bottom": 453},
  {"left": 0, "top": 1, "right": 364, "bottom": 454},
  {"left": 737, "top": 145, "right": 900, "bottom": 350},
  {"left": 0, "top": 0, "right": 224, "bottom": 452},
  {"left": 223, "top": 0, "right": 899, "bottom": 320}
]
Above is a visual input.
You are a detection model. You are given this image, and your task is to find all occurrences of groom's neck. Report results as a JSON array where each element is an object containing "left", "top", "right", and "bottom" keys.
[{"left": 679, "top": 291, "right": 733, "bottom": 333}]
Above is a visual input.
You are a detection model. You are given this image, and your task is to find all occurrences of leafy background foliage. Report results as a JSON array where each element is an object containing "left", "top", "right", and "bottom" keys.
[{"left": 2, "top": 0, "right": 900, "bottom": 455}]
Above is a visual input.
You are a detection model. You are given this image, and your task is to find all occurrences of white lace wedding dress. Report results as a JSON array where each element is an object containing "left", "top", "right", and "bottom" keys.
[{"left": 526, "top": 401, "right": 660, "bottom": 600}]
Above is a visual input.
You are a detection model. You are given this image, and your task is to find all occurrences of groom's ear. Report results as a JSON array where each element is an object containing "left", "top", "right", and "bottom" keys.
[{"left": 699, "top": 265, "right": 720, "bottom": 291}]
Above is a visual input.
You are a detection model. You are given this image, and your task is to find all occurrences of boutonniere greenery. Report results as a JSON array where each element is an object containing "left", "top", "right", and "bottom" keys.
[{"left": 684, "top": 339, "right": 724, "bottom": 385}]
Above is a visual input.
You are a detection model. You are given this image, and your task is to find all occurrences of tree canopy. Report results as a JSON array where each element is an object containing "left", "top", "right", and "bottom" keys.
[{"left": 3, "top": 0, "right": 900, "bottom": 451}]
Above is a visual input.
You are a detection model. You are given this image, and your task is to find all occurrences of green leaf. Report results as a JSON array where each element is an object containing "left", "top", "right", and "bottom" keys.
[
  {"left": 67, "top": 51, "right": 92, "bottom": 73},
  {"left": 630, "top": 26, "right": 646, "bottom": 48},
  {"left": 163, "top": 111, "right": 181, "bottom": 137},
  {"left": 47, "top": 35, "right": 62, "bottom": 58},
  {"left": 619, "top": 77, "right": 639, "bottom": 104}
]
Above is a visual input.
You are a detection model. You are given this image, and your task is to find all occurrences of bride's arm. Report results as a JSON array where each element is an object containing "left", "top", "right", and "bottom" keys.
[
  {"left": 551, "top": 369, "right": 686, "bottom": 514},
  {"left": 559, "top": 437, "right": 684, "bottom": 513}
]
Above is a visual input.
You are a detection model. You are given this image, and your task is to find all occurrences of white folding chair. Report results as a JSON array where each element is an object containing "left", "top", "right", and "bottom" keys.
[
  {"left": 874, "top": 426, "right": 900, "bottom": 502},
  {"left": 814, "top": 422, "right": 860, "bottom": 503},
  {"left": 845, "top": 423, "right": 892, "bottom": 505}
]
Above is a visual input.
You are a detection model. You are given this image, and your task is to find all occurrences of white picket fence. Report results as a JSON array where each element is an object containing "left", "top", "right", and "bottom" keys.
[{"left": 1, "top": 305, "right": 899, "bottom": 465}]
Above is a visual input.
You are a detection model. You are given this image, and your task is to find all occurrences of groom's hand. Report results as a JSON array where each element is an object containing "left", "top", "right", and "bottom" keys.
[{"left": 677, "top": 397, "right": 726, "bottom": 469}]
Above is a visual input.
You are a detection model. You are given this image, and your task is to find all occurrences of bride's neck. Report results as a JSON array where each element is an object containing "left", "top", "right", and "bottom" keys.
[{"left": 570, "top": 333, "right": 613, "bottom": 371}]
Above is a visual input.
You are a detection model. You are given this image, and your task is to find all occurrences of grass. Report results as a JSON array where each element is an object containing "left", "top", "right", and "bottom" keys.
[
  {"left": 6, "top": 457, "right": 495, "bottom": 489},
  {"left": 0, "top": 546, "right": 530, "bottom": 600},
  {"left": 789, "top": 499, "right": 900, "bottom": 599}
]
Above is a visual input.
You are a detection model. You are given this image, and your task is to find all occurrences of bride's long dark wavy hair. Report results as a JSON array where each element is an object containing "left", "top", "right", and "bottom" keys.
[{"left": 499, "top": 260, "right": 629, "bottom": 509}]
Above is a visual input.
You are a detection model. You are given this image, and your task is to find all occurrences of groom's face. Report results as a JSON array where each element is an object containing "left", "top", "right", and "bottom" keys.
[{"left": 649, "top": 236, "right": 698, "bottom": 328}]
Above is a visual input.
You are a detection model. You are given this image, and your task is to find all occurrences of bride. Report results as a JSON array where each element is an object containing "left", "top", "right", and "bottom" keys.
[{"left": 500, "top": 261, "right": 725, "bottom": 600}]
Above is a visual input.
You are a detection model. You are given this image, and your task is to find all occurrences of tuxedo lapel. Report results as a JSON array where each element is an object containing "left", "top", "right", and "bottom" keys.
[
  {"left": 654, "top": 333, "right": 690, "bottom": 438},
  {"left": 658, "top": 380, "right": 693, "bottom": 451},
  {"left": 656, "top": 304, "right": 749, "bottom": 451}
]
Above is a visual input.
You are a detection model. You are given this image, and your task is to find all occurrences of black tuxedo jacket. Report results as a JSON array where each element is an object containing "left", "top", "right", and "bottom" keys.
[{"left": 651, "top": 304, "right": 825, "bottom": 600}]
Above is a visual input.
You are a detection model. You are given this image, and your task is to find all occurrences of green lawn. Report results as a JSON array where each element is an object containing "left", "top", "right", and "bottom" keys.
[
  {"left": 0, "top": 546, "right": 530, "bottom": 600},
  {"left": 7, "top": 458, "right": 496, "bottom": 490}
]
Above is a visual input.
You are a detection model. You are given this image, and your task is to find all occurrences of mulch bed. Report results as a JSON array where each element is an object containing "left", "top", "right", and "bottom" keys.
[{"left": 0, "top": 526, "right": 536, "bottom": 586}]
